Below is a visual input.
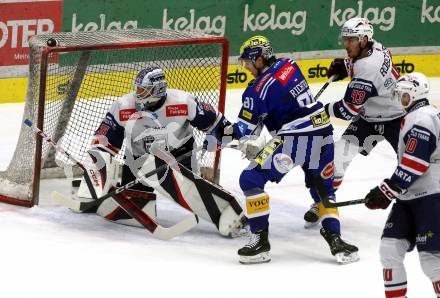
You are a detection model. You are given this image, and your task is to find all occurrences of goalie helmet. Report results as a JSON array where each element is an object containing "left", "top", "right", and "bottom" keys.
[
  {"left": 392, "top": 72, "right": 430, "bottom": 108},
  {"left": 134, "top": 66, "right": 167, "bottom": 111},
  {"left": 341, "top": 17, "right": 374, "bottom": 42},
  {"left": 238, "top": 35, "right": 274, "bottom": 65}
]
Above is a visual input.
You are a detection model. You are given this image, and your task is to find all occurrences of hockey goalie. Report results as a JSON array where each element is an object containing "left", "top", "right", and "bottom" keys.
[{"left": 67, "top": 66, "right": 247, "bottom": 238}]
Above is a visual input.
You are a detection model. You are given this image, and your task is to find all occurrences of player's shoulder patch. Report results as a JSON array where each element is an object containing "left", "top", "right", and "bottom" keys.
[
  {"left": 274, "top": 61, "right": 296, "bottom": 86},
  {"left": 166, "top": 104, "right": 188, "bottom": 117},
  {"left": 119, "top": 108, "right": 137, "bottom": 121}
]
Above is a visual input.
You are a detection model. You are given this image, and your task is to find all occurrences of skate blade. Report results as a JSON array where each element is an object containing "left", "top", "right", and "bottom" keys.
[
  {"left": 239, "top": 252, "right": 271, "bottom": 264},
  {"left": 335, "top": 251, "right": 360, "bottom": 264}
]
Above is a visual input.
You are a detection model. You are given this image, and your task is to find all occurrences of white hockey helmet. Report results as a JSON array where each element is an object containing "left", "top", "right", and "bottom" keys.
[
  {"left": 133, "top": 66, "right": 167, "bottom": 111},
  {"left": 341, "top": 17, "right": 374, "bottom": 42},
  {"left": 392, "top": 72, "right": 430, "bottom": 108}
]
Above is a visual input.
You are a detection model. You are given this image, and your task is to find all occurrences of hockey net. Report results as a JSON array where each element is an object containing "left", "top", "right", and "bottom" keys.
[{"left": 0, "top": 29, "right": 228, "bottom": 207}]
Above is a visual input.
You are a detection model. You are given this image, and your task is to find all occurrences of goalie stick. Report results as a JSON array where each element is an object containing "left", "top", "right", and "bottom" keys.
[
  {"left": 313, "top": 176, "right": 366, "bottom": 208},
  {"left": 24, "top": 119, "right": 198, "bottom": 240},
  {"left": 96, "top": 113, "right": 267, "bottom": 205},
  {"left": 53, "top": 145, "right": 204, "bottom": 212}
]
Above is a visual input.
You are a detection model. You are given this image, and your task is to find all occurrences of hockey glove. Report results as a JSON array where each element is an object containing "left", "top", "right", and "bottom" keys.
[
  {"left": 365, "top": 179, "right": 403, "bottom": 210},
  {"left": 203, "top": 116, "right": 234, "bottom": 152},
  {"left": 238, "top": 134, "right": 267, "bottom": 160},
  {"left": 328, "top": 58, "right": 348, "bottom": 81}
]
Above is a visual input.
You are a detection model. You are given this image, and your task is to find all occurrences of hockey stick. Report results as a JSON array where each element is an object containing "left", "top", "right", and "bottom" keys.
[
  {"left": 313, "top": 176, "right": 366, "bottom": 208},
  {"left": 325, "top": 198, "right": 366, "bottom": 208},
  {"left": 54, "top": 145, "right": 204, "bottom": 212},
  {"left": 55, "top": 150, "right": 202, "bottom": 212},
  {"left": 24, "top": 119, "right": 198, "bottom": 240},
  {"left": 24, "top": 119, "right": 99, "bottom": 200},
  {"left": 314, "top": 74, "right": 338, "bottom": 100}
]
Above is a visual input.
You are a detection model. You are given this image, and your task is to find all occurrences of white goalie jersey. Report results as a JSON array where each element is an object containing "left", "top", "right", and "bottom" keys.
[{"left": 91, "top": 88, "right": 222, "bottom": 158}]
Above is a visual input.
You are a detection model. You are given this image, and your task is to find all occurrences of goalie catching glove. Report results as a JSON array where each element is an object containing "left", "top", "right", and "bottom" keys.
[{"left": 365, "top": 179, "right": 404, "bottom": 210}]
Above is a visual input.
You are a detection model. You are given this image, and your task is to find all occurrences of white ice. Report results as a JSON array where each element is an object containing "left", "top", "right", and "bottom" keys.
[{"left": 1, "top": 79, "right": 440, "bottom": 298}]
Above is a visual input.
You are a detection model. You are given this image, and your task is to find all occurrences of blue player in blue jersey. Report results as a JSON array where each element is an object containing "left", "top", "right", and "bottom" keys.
[{"left": 207, "top": 36, "right": 359, "bottom": 264}]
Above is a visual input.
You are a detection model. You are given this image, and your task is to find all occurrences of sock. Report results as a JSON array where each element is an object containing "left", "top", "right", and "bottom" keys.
[
  {"left": 383, "top": 268, "right": 407, "bottom": 298},
  {"left": 433, "top": 280, "right": 440, "bottom": 297}
]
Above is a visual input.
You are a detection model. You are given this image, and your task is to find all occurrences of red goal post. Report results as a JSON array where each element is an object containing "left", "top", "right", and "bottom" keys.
[{"left": 0, "top": 29, "right": 229, "bottom": 207}]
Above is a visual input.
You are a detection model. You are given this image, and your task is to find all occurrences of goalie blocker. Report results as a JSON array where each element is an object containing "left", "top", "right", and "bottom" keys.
[{"left": 75, "top": 146, "right": 247, "bottom": 237}]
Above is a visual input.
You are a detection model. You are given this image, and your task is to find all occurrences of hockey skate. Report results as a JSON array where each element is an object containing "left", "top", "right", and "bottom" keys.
[
  {"left": 304, "top": 202, "right": 320, "bottom": 228},
  {"left": 238, "top": 229, "right": 271, "bottom": 264},
  {"left": 320, "top": 227, "right": 359, "bottom": 264}
]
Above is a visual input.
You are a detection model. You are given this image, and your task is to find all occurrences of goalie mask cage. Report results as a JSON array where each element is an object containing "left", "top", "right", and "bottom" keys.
[{"left": 0, "top": 29, "right": 229, "bottom": 207}]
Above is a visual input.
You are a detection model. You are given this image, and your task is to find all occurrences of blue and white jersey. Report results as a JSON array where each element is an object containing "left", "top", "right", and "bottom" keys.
[
  {"left": 327, "top": 42, "right": 405, "bottom": 122},
  {"left": 390, "top": 99, "right": 440, "bottom": 200},
  {"left": 234, "top": 58, "right": 332, "bottom": 139}
]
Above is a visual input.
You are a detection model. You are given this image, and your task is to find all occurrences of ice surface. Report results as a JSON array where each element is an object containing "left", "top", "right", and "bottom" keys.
[{"left": 1, "top": 79, "right": 440, "bottom": 298}]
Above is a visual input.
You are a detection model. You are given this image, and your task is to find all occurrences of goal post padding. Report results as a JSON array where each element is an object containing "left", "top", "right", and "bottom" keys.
[{"left": 0, "top": 29, "right": 228, "bottom": 207}]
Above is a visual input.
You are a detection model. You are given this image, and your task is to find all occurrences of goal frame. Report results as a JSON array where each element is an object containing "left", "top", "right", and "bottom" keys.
[{"left": 0, "top": 35, "right": 229, "bottom": 207}]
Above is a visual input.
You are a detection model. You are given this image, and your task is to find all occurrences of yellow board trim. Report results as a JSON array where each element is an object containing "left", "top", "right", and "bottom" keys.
[
  {"left": 0, "top": 77, "right": 28, "bottom": 103},
  {"left": 1, "top": 54, "right": 440, "bottom": 103}
]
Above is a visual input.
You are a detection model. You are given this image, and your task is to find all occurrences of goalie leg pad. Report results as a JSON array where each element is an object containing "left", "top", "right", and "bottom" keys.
[
  {"left": 219, "top": 206, "right": 248, "bottom": 238},
  {"left": 77, "top": 149, "right": 119, "bottom": 199},
  {"left": 138, "top": 154, "right": 244, "bottom": 234},
  {"left": 96, "top": 190, "right": 157, "bottom": 227}
]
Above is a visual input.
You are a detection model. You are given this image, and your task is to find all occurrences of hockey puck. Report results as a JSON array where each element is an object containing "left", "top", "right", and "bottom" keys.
[{"left": 46, "top": 38, "right": 58, "bottom": 47}]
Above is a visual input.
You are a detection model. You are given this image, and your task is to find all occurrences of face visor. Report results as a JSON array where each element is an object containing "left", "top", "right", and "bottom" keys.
[
  {"left": 133, "top": 84, "right": 161, "bottom": 112},
  {"left": 392, "top": 82, "right": 413, "bottom": 109}
]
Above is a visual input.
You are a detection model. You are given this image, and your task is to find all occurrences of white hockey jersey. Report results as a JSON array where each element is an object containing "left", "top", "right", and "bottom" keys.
[
  {"left": 328, "top": 42, "right": 406, "bottom": 122},
  {"left": 390, "top": 100, "right": 440, "bottom": 201},
  {"left": 91, "top": 89, "right": 221, "bottom": 157}
]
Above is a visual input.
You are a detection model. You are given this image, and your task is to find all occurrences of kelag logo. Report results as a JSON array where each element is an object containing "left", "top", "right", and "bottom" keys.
[
  {"left": 394, "top": 60, "right": 414, "bottom": 74},
  {"left": 227, "top": 69, "right": 248, "bottom": 84},
  {"left": 308, "top": 64, "right": 329, "bottom": 78}
]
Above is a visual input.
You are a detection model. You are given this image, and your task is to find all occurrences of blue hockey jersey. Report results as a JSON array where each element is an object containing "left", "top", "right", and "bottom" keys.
[{"left": 234, "top": 58, "right": 332, "bottom": 139}]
